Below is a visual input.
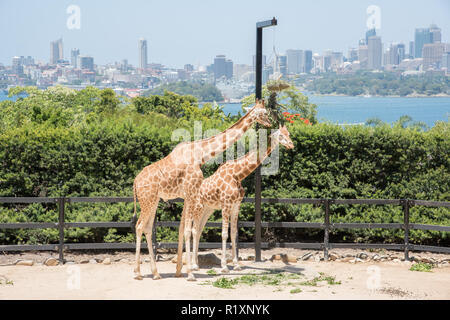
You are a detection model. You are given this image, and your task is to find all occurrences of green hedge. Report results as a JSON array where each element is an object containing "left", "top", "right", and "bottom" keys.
[
  {"left": 0, "top": 87, "right": 448, "bottom": 246},
  {"left": 1, "top": 121, "right": 448, "bottom": 246}
]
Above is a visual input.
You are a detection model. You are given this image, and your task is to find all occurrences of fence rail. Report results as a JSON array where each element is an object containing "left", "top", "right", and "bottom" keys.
[{"left": 0, "top": 197, "right": 449, "bottom": 263}]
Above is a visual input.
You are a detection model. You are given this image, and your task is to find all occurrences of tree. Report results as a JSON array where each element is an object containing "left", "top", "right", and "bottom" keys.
[{"left": 241, "top": 84, "right": 318, "bottom": 124}]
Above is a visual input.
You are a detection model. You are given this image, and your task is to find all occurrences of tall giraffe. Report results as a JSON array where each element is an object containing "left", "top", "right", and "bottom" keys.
[
  {"left": 186, "top": 125, "right": 294, "bottom": 277},
  {"left": 132, "top": 100, "right": 271, "bottom": 280}
]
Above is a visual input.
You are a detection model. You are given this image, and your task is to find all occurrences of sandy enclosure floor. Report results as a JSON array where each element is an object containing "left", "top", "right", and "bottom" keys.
[{"left": 0, "top": 248, "right": 449, "bottom": 300}]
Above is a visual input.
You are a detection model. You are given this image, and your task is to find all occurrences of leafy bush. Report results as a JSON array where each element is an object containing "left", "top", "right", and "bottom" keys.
[{"left": 0, "top": 86, "right": 448, "bottom": 246}]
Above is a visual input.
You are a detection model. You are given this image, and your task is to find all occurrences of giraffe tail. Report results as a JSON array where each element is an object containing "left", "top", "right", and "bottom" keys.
[{"left": 130, "top": 180, "right": 138, "bottom": 233}]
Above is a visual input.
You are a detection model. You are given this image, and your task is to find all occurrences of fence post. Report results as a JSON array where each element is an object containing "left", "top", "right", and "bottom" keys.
[
  {"left": 323, "top": 199, "right": 330, "bottom": 261},
  {"left": 403, "top": 199, "right": 411, "bottom": 261},
  {"left": 254, "top": 167, "right": 262, "bottom": 262},
  {"left": 57, "top": 197, "right": 65, "bottom": 264}
]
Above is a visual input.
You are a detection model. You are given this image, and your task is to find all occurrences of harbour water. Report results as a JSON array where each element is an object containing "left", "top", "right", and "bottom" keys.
[
  {"left": 1, "top": 91, "right": 449, "bottom": 128},
  {"left": 220, "top": 95, "right": 450, "bottom": 128}
]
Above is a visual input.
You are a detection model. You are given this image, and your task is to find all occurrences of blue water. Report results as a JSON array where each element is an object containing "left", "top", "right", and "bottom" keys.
[
  {"left": 1, "top": 91, "right": 449, "bottom": 128},
  {"left": 221, "top": 95, "right": 450, "bottom": 128}
]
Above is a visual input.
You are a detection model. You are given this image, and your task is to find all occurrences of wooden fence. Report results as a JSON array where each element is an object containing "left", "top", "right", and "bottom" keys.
[{"left": 0, "top": 197, "right": 449, "bottom": 263}]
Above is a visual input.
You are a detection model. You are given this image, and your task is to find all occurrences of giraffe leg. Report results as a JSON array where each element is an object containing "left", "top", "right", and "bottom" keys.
[
  {"left": 220, "top": 209, "right": 231, "bottom": 274},
  {"left": 175, "top": 201, "right": 188, "bottom": 278},
  {"left": 192, "top": 207, "right": 214, "bottom": 271},
  {"left": 134, "top": 194, "right": 159, "bottom": 280},
  {"left": 184, "top": 214, "right": 196, "bottom": 281},
  {"left": 230, "top": 203, "right": 242, "bottom": 271},
  {"left": 143, "top": 204, "right": 161, "bottom": 280},
  {"left": 191, "top": 217, "right": 201, "bottom": 271},
  {"left": 134, "top": 221, "right": 144, "bottom": 280},
  {"left": 134, "top": 197, "right": 159, "bottom": 280}
]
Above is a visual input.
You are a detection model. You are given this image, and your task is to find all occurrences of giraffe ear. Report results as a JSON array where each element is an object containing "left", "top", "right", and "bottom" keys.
[
  {"left": 255, "top": 98, "right": 259, "bottom": 104},
  {"left": 243, "top": 106, "right": 252, "bottom": 113}
]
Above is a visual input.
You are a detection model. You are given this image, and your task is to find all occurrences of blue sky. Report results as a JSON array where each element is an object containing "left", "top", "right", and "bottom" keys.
[{"left": 1, "top": 0, "right": 449, "bottom": 68}]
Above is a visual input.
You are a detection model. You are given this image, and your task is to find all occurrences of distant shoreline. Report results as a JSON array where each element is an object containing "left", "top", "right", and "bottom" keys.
[{"left": 301, "top": 91, "right": 450, "bottom": 98}]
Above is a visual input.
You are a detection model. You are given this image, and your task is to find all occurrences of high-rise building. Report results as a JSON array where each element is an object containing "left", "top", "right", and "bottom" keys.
[
  {"left": 12, "top": 56, "right": 23, "bottom": 76},
  {"left": 138, "top": 38, "right": 148, "bottom": 69},
  {"left": 430, "top": 24, "right": 442, "bottom": 43},
  {"left": 184, "top": 64, "right": 194, "bottom": 72},
  {"left": 71, "top": 48, "right": 80, "bottom": 68},
  {"left": 50, "top": 38, "right": 63, "bottom": 64},
  {"left": 225, "top": 59, "right": 233, "bottom": 79},
  {"left": 213, "top": 55, "right": 232, "bottom": 80},
  {"left": 323, "top": 50, "right": 332, "bottom": 72},
  {"left": 368, "top": 36, "right": 382, "bottom": 70},
  {"left": 442, "top": 52, "right": 450, "bottom": 71},
  {"left": 303, "top": 50, "right": 313, "bottom": 73},
  {"left": 348, "top": 48, "right": 358, "bottom": 62},
  {"left": 286, "top": 49, "right": 303, "bottom": 74},
  {"left": 22, "top": 56, "right": 34, "bottom": 66},
  {"left": 330, "top": 52, "right": 343, "bottom": 70},
  {"left": 423, "top": 43, "right": 446, "bottom": 70},
  {"left": 365, "top": 28, "right": 376, "bottom": 45},
  {"left": 385, "top": 43, "right": 406, "bottom": 66},
  {"left": 415, "top": 28, "right": 432, "bottom": 58},
  {"left": 409, "top": 41, "right": 415, "bottom": 59},
  {"left": 358, "top": 45, "right": 369, "bottom": 69},
  {"left": 278, "top": 55, "right": 287, "bottom": 77},
  {"left": 78, "top": 56, "right": 94, "bottom": 71}
]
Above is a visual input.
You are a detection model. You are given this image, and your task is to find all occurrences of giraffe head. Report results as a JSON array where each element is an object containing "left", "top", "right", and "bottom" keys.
[
  {"left": 272, "top": 125, "right": 294, "bottom": 149},
  {"left": 247, "top": 99, "right": 271, "bottom": 127}
]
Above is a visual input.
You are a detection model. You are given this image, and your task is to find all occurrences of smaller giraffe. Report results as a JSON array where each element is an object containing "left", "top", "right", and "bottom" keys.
[{"left": 185, "top": 125, "right": 294, "bottom": 277}]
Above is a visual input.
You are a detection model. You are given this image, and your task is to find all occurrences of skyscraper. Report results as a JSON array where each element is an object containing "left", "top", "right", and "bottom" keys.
[
  {"left": 348, "top": 48, "right": 358, "bottom": 62},
  {"left": 386, "top": 43, "right": 406, "bottom": 65},
  {"left": 423, "top": 43, "right": 446, "bottom": 70},
  {"left": 414, "top": 28, "right": 432, "bottom": 58},
  {"left": 409, "top": 41, "right": 415, "bottom": 59},
  {"left": 286, "top": 49, "right": 303, "bottom": 74},
  {"left": 50, "top": 38, "right": 63, "bottom": 64},
  {"left": 430, "top": 24, "right": 442, "bottom": 43},
  {"left": 78, "top": 56, "right": 94, "bottom": 71},
  {"left": 368, "top": 36, "right": 382, "bottom": 70},
  {"left": 71, "top": 48, "right": 80, "bottom": 68},
  {"left": 303, "top": 50, "right": 313, "bottom": 73},
  {"left": 12, "top": 56, "right": 23, "bottom": 76},
  {"left": 358, "top": 45, "right": 369, "bottom": 69},
  {"left": 213, "top": 55, "right": 232, "bottom": 80},
  {"left": 278, "top": 55, "right": 287, "bottom": 77},
  {"left": 330, "top": 52, "right": 343, "bottom": 70},
  {"left": 138, "top": 38, "right": 148, "bottom": 69},
  {"left": 365, "top": 28, "right": 376, "bottom": 45},
  {"left": 442, "top": 52, "right": 450, "bottom": 71}
]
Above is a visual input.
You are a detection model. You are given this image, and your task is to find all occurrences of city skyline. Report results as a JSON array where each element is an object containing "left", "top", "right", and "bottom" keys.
[{"left": 1, "top": 0, "right": 449, "bottom": 68}]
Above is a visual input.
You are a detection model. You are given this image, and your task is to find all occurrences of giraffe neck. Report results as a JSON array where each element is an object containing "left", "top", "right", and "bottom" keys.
[
  {"left": 235, "top": 133, "right": 279, "bottom": 181},
  {"left": 196, "top": 109, "right": 256, "bottom": 164}
]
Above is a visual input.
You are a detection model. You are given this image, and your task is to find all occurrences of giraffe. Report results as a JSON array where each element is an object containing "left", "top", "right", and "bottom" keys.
[
  {"left": 132, "top": 99, "right": 272, "bottom": 281},
  {"left": 185, "top": 125, "right": 294, "bottom": 277}
]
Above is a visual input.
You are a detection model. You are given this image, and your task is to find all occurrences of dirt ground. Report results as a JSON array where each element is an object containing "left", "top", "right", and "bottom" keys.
[{"left": 1, "top": 248, "right": 449, "bottom": 300}]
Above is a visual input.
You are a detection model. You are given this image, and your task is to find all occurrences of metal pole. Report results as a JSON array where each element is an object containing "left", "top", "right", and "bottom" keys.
[
  {"left": 254, "top": 17, "right": 277, "bottom": 263},
  {"left": 323, "top": 199, "right": 330, "bottom": 261},
  {"left": 58, "top": 197, "right": 65, "bottom": 264}
]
